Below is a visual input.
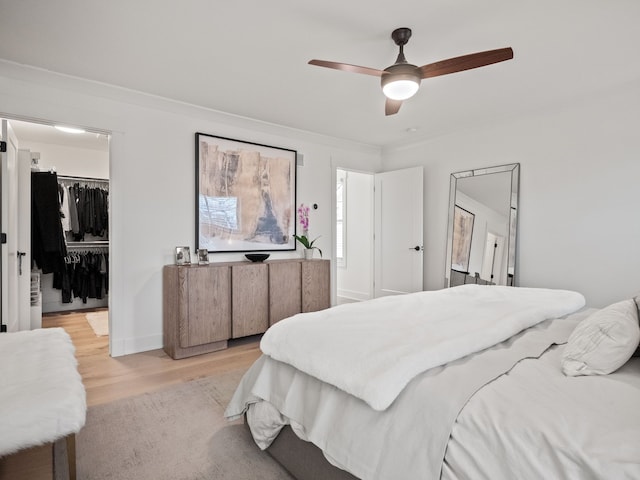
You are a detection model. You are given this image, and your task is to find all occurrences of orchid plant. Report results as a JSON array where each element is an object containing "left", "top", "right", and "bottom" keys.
[{"left": 293, "top": 203, "right": 322, "bottom": 257}]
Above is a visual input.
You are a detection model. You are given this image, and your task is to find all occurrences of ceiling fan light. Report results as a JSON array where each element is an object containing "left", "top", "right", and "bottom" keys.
[
  {"left": 382, "top": 79, "right": 420, "bottom": 100},
  {"left": 381, "top": 66, "right": 421, "bottom": 101}
]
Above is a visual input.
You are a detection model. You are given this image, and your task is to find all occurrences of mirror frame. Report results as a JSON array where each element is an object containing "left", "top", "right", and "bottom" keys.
[{"left": 444, "top": 163, "right": 520, "bottom": 288}]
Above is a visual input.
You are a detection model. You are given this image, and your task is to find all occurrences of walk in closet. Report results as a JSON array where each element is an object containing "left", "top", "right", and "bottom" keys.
[
  {"left": 1, "top": 118, "right": 110, "bottom": 343},
  {"left": 32, "top": 173, "right": 109, "bottom": 313}
]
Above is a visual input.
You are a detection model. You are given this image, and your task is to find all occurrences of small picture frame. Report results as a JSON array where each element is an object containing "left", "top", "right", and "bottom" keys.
[
  {"left": 197, "top": 248, "right": 209, "bottom": 265},
  {"left": 175, "top": 246, "right": 191, "bottom": 265}
]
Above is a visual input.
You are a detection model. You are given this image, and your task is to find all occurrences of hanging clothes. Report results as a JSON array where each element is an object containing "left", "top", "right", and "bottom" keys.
[
  {"left": 67, "top": 185, "right": 80, "bottom": 235},
  {"left": 58, "top": 183, "right": 71, "bottom": 232},
  {"left": 31, "top": 171, "right": 67, "bottom": 274},
  {"left": 67, "top": 183, "right": 109, "bottom": 240},
  {"left": 44, "top": 176, "right": 111, "bottom": 306},
  {"left": 57, "top": 251, "right": 109, "bottom": 304}
]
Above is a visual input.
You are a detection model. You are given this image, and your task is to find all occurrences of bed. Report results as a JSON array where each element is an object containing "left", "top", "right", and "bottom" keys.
[{"left": 225, "top": 284, "right": 640, "bottom": 480}]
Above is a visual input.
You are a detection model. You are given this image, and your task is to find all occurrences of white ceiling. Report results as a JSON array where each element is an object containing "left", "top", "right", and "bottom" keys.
[
  {"left": 6, "top": 119, "right": 109, "bottom": 151},
  {"left": 1, "top": 1, "right": 639, "bottom": 148}
]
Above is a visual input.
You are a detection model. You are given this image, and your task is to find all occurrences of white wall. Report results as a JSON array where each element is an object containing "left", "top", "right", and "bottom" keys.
[
  {"left": 21, "top": 140, "right": 109, "bottom": 179},
  {"left": 383, "top": 82, "right": 640, "bottom": 308},
  {"left": 336, "top": 170, "right": 374, "bottom": 301},
  {"left": 0, "top": 60, "right": 382, "bottom": 356}
]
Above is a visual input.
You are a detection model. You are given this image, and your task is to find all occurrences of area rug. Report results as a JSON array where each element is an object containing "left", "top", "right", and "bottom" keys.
[
  {"left": 85, "top": 310, "right": 109, "bottom": 336},
  {"left": 75, "top": 369, "right": 294, "bottom": 480}
]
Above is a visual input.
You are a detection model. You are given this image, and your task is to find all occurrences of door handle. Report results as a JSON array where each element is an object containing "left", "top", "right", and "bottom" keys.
[
  {"left": 17, "top": 251, "right": 26, "bottom": 275},
  {"left": 409, "top": 246, "right": 423, "bottom": 251}
]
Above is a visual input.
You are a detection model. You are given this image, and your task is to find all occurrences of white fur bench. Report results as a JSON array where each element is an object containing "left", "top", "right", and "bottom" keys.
[{"left": 0, "top": 327, "right": 86, "bottom": 479}]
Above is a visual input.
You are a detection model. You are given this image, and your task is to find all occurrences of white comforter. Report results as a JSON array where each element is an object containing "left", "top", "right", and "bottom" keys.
[
  {"left": 227, "top": 310, "right": 640, "bottom": 480},
  {"left": 227, "top": 311, "right": 617, "bottom": 479},
  {"left": 442, "top": 346, "right": 640, "bottom": 480},
  {"left": 260, "top": 285, "right": 585, "bottom": 410}
]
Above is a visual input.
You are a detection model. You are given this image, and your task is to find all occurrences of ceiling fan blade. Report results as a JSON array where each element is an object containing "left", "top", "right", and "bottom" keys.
[
  {"left": 385, "top": 98, "right": 403, "bottom": 116},
  {"left": 309, "top": 59, "right": 384, "bottom": 77},
  {"left": 419, "top": 47, "right": 513, "bottom": 79}
]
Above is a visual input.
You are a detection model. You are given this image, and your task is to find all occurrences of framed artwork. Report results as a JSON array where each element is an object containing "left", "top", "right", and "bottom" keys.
[
  {"left": 175, "top": 246, "right": 191, "bottom": 265},
  {"left": 195, "top": 133, "right": 297, "bottom": 253},
  {"left": 451, "top": 205, "right": 474, "bottom": 273}
]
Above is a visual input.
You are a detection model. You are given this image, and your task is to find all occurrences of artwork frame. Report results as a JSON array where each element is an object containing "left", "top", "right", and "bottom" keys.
[
  {"left": 195, "top": 133, "right": 297, "bottom": 253},
  {"left": 451, "top": 205, "right": 475, "bottom": 273}
]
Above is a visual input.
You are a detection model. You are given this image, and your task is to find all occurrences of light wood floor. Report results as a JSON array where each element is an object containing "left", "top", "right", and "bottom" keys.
[
  {"left": 0, "top": 308, "right": 262, "bottom": 480},
  {"left": 42, "top": 308, "right": 262, "bottom": 407}
]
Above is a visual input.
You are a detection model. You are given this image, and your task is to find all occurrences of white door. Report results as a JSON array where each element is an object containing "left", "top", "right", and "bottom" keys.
[
  {"left": 1, "top": 119, "right": 22, "bottom": 331},
  {"left": 374, "top": 166, "right": 424, "bottom": 297},
  {"left": 481, "top": 231, "right": 505, "bottom": 285},
  {"left": 18, "top": 149, "right": 32, "bottom": 329}
]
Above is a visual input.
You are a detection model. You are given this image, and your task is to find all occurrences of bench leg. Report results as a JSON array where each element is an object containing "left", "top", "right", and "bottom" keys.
[{"left": 65, "top": 434, "right": 76, "bottom": 480}]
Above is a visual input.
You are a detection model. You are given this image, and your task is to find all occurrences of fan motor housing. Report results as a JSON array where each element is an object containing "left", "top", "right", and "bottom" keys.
[{"left": 381, "top": 63, "right": 421, "bottom": 88}]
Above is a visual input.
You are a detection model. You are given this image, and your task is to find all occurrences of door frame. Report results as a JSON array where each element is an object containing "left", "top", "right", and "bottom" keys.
[
  {"left": 331, "top": 163, "right": 424, "bottom": 304},
  {"left": 0, "top": 114, "right": 113, "bottom": 351}
]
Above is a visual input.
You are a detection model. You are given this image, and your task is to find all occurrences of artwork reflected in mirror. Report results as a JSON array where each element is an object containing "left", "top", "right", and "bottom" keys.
[
  {"left": 451, "top": 206, "right": 474, "bottom": 273},
  {"left": 445, "top": 164, "right": 519, "bottom": 288}
]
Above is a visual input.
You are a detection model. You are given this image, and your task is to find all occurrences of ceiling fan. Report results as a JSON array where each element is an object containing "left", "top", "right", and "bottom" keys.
[{"left": 309, "top": 28, "right": 514, "bottom": 116}]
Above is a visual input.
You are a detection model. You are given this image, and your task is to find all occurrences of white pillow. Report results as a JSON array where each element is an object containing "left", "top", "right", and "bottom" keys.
[{"left": 562, "top": 299, "right": 640, "bottom": 376}]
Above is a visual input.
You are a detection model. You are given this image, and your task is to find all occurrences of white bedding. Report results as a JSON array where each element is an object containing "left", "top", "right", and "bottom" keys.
[
  {"left": 442, "top": 348, "right": 640, "bottom": 480},
  {"left": 227, "top": 308, "right": 640, "bottom": 479},
  {"left": 226, "top": 311, "right": 592, "bottom": 480},
  {"left": 260, "top": 285, "right": 585, "bottom": 410}
]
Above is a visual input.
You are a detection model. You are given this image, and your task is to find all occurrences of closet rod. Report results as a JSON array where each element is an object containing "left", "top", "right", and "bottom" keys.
[
  {"left": 67, "top": 241, "right": 109, "bottom": 248},
  {"left": 57, "top": 174, "right": 109, "bottom": 184}
]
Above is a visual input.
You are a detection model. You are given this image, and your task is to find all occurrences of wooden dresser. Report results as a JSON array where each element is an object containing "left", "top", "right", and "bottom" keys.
[{"left": 163, "top": 259, "right": 330, "bottom": 359}]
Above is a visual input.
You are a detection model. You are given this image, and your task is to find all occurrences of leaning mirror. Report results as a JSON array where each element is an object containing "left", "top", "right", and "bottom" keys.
[{"left": 444, "top": 163, "right": 519, "bottom": 288}]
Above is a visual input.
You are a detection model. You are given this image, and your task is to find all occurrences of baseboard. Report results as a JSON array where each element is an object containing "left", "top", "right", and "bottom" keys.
[
  {"left": 110, "top": 333, "right": 162, "bottom": 357},
  {"left": 336, "top": 289, "right": 371, "bottom": 302}
]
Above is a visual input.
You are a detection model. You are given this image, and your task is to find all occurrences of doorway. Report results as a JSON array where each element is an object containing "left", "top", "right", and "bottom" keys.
[
  {"left": 335, "top": 168, "right": 374, "bottom": 304},
  {"left": 334, "top": 165, "right": 424, "bottom": 304},
  {"left": 1, "top": 117, "right": 111, "bottom": 354}
]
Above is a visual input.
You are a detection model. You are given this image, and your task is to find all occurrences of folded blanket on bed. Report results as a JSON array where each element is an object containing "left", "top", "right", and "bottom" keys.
[{"left": 260, "top": 285, "right": 585, "bottom": 410}]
